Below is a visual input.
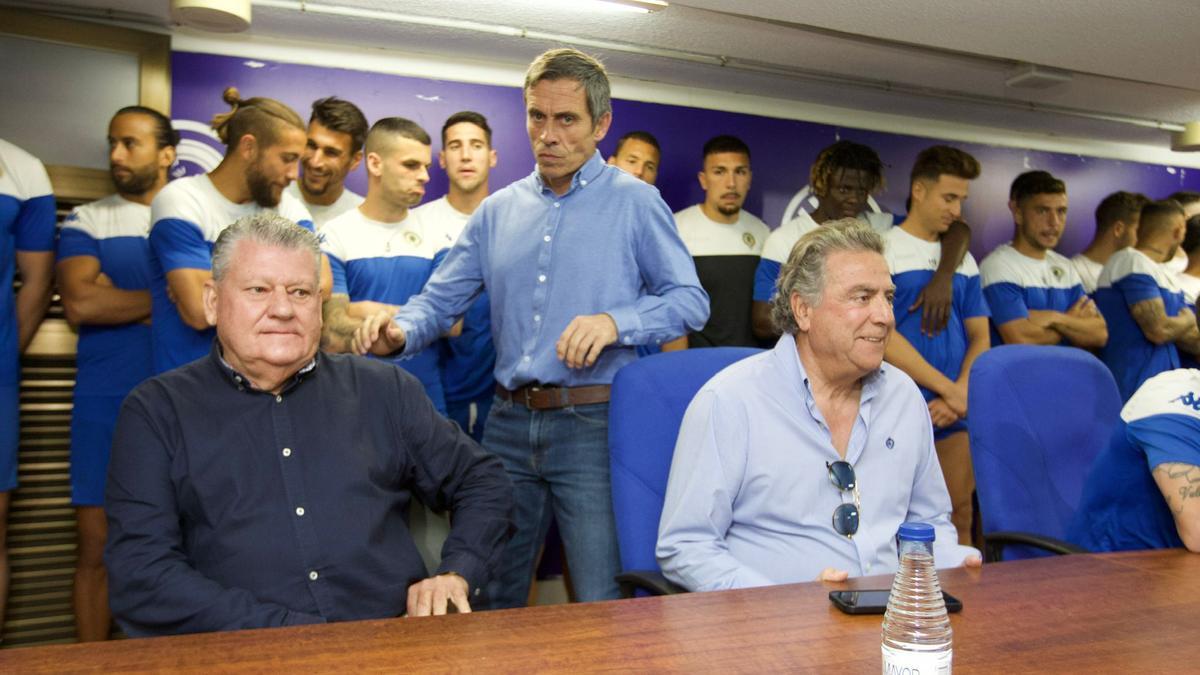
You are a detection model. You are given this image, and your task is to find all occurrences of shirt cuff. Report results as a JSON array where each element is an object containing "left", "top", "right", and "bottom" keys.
[
  {"left": 436, "top": 551, "right": 487, "bottom": 603},
  {"left": 607, "top": 305, "right": 643, "bottom": 347}
]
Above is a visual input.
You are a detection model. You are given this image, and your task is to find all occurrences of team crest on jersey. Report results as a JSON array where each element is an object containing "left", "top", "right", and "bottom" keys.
[
  {"left": 742, "top": 232, "right": 756, "bottom": 249},
  {"left": 1171, "top": 391, "right": 1200, "bottom": 411},
  {"left": 1051, "top": 266, "right": 1065, "bottom": 280},
  {"left": 404, "top": 231, "right": 422, "bottom": 247}
]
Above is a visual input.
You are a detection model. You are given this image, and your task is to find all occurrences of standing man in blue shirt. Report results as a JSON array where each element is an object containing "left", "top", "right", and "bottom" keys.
[
  {"left": 356, "top": 48, "right": 709, "bottom": 607},
  {"left": 658, "top": 220, "right": 979, "bottom": 591},
  {"left": 148, "top": 88, "right": 321, "bottom": 374},
  {"left": 57, "top": 106, "right": 176, "bottom": 642},
  {"left": 0, "top": 138, "right": 56, "bottom": 640},
  {"left": 883, "top": 145, "right": 990, "bottom": 546},
  {"left": 979, "top": 170, "right": 1107, "bottom": 348},
  {"left": 105, "top": 214, "right": 512, "bottom": 636},
  {"left": 1095, "top": 199, "right": 1200, "bottom": 400},
  {"left": 1069, "top": 368, "right": 1200, "bottom": 553}
]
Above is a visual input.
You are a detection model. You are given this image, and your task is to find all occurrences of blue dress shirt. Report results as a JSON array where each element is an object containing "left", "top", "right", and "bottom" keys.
[
  {"left": 105, "top": 344, "right": 513, "bottom": 636},
  {"left": 394, "top": 151, "right": 709, "bottom": 388},
  {"left": 657, "top": 335, "right": 977, "bottom": 591}
]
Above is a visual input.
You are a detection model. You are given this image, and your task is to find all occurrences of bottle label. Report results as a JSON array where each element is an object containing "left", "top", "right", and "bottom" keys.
[{"left": 881, "top": 644, "right": 952, "bottom": 675}]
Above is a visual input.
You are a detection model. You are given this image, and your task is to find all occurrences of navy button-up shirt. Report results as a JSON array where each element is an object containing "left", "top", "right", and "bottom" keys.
[
  {"left": 395, "top": 151, "right": 709, "bottom": 388},
  {"left": 105, "top": 345, "right": 513, "bottom": 636}
]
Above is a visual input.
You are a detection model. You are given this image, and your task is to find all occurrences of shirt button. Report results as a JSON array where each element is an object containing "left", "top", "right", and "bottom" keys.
[
  {"left": 275, "top": 395, "right": 283, "bottom": 403},
  {"left": 282, "top": 447, "right": 292, "bottom": 457},
  {"left": 534, "top": 315, "right": 541, "bottom": 322},
  {"left": 523, "top": 355, "right": 531, "bottom": 362},
  {"left": 308, "top": 571, "right": 319, "bottom": 581},
  {"left": 538, "top": 274, "right": 547, "bottom": 283},
  {"left": 623, "top": 336, "right": 632, "bottom": 344},
  {"left": 295, "top": 507, "right": 305, "bottom": 516},
  {"left": 580, "top": 179, "right": 588, "bottom": 186},
  {"left": 543, "top": 235, "right": 551, "bottom": 242},
  {"left": 234, "top": 376, "right": 242, "bottom": 383},
  {"left": 553, "top": 203, "right": 560, "bottom": 208}
]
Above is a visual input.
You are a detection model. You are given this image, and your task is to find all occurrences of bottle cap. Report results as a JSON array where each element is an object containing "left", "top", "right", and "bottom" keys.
[{"left": 897, "top": 522, "right": 935, "bottom": 542}]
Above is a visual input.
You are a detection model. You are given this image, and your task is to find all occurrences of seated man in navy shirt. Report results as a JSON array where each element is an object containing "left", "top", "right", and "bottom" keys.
[
  {"left": 1069, "top": 368, "right": 1200, "bottom": 553},
  {"left": 105, "top": 214, "right": 513, "bottom": 636}
]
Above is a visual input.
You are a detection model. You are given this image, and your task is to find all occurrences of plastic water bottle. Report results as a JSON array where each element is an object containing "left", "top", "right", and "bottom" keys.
[{"left": 881, "top": 522, "right": 953, "bottom": 674}]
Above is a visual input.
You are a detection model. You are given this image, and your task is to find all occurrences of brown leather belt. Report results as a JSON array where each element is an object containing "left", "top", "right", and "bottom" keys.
[{"left": 496, "top": 383, "right": 611, "bottom": 410}]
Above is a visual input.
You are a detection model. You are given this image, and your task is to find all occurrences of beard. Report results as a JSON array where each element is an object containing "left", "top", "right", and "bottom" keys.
[
  {"left": 246, "top": 161, "right": 281, "bottom": 207},
  {"left": 111, "top": 163, "right": 159, "bottom": 196},
  {"left": 716, "top": 203, "right": 742, "bottom": 217}
]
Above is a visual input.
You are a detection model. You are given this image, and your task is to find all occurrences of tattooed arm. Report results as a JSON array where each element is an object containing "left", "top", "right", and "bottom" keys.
[
  {"left": 1152, "top": 462, "right": 1200, "bottom": 552},
  {"left": 321, "top": 294, "right": 362, "bottom": 353}
]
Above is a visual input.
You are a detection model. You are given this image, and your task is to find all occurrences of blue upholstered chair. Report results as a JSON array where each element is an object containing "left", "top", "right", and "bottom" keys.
[
  {"left": 609, "top": 347, "right": 761, "bottom": 596},
  {"left": 967, "top": 344, "right": 1122, "bottom": 561}
]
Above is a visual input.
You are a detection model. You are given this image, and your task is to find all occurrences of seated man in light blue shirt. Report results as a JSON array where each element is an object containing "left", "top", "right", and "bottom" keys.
[{"left": 657, "top": 219, "right": 980, "bottom": 591}]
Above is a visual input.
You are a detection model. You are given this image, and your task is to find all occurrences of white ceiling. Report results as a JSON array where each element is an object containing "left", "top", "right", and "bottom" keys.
[{"left": 11, "top": 0, "right": 1200, "bottom": 150}]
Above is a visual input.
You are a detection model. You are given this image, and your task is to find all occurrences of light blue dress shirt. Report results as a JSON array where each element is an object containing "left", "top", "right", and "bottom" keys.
[
  {"left": 657, "top": 335, "right": 977, "bottom": 591},
  {"left": 395, "top": 151, "right": 709, "bottom": 389}
]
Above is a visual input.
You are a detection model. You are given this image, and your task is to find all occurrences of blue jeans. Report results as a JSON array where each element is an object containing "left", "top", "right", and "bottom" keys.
[{"left": 482, "top": 396, "right": 621, "bottom": 608}]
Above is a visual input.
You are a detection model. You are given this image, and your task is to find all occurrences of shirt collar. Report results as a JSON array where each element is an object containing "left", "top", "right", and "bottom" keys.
[
  {"left": 210, "top": 339, "right": 319, "bottom": 396},
  {"left": 532, "top": 150, "right": 606, "bottom": 196},
  {"left": 775, "top": 334, "right": 886, "bottom": 410}
]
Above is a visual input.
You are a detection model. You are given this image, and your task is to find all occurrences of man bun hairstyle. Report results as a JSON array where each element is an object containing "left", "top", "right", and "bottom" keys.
[{"left": 210, "top": 86, "right": 305, "bottom": 152}]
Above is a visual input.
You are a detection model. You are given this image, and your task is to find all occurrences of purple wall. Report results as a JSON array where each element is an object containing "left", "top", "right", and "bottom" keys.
[{"left": 172, "top": 51, "right": 1199, "bottom": 258}]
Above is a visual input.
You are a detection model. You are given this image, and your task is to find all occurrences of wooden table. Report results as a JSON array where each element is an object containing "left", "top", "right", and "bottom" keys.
[{"left": 2, "top": 550, "right": 1195, "bottom": 673}]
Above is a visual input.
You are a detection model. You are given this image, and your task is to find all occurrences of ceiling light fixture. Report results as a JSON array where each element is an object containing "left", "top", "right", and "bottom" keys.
[
  {"left": 1172, "top": 122, "right": 1200, "bottom": 152},
  {"left": 171, "top": 0, "right": 251, "bottom": 32}
]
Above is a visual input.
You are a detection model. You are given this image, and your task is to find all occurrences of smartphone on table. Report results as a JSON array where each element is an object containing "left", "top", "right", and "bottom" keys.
[{"left": 828, "top": 589, "right": 963, "bottom": 615}]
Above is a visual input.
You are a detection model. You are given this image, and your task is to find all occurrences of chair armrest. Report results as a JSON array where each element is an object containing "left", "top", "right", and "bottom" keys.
[
  {"left": 616, "top": 570, "right": 688, "bottom": 597},
  {"left": 984, "top": 531, "right": 1088, "bottom": 562}
]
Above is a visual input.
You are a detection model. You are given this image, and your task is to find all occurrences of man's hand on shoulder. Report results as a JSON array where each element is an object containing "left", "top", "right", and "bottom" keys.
[
  {"left": 353, "top": 309, "right": 406, "bottom": 356},
  {"left": 407, "top": 573, "right": 471, "bottom": 617},
  {"left": 962, "top": 554, "right": 982, "bottom": 568},
  {"left": 557, "top": 313, "right": 618, "bottom": 369}
]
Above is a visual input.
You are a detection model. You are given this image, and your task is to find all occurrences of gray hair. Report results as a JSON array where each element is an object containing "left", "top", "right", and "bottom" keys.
[
  {"left": 770, "top": 218, "right": 886, "bottom": 335},
  {"left": 524, "top": 48, "right": 611, "bottom": 124},
  {"left": 211, "top": 213, "right": 322, "bottom": 282}
]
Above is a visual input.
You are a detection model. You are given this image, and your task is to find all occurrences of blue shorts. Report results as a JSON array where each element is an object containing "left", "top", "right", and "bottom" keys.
[
  {"left": 0, "top": 383, "right": 17, "bottom": 492},
  {"left": 69, "top": 394, "right": 126, "bottom": 506},
  {"left": 934, "top": 417, "right": 968, "bottom": 442}
]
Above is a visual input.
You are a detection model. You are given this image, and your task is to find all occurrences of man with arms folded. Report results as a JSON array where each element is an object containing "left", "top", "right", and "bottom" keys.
[
  {"left": 148, "top": 87, "right": 321, "bottom": 374},
  {"left": 356, "top": 48, "right": 708, "bottom": 607},
  {"left": 0, "top": 138, "right": 56, "bottom": 638},
  {"left": 752, "top": 140, "right": 971, "bottom": 343},
  {"left": 319, "top": 118, "right": 449, "bottom": 413},
  {"left": 674, "top": 135, "right": 769, "bottom": 348},
  {"left": 285, "top": 96, "right": 367, "bottom": 229},
  {"left": 105, "top": 214, "right": 512, "bottom": 636},
  {"left": 607, "top": 130, "right": 660, "bottom": 186},
  {"left": 658, "top": 220, "right": 979, "bottom": 591},
  {"left": 883, "top": 146, "right": 990, "bottom": 546},
  {"left": 1095, "top": 199, "right": 1200, "bottom": 400},
  {"left": 1069, "top": 368, "right": 1200, "bottom": 553},
  {"left": 979, "top": 170, "right": 1107, "bottom": 348},
  {"left": 1070, "top": 191, "right": 1146, "bottom": 295},
  {"left": 57, "top": 106, "right": 176, "bottom": 641}
]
